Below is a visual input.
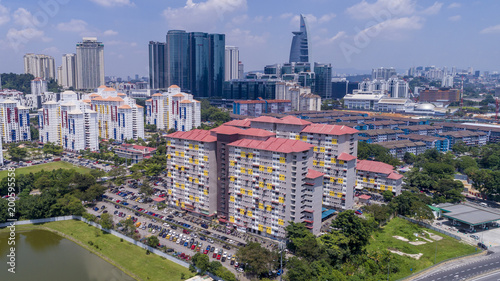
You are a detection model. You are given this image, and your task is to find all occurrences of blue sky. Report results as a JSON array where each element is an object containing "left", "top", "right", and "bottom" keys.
[{"left": 0, "top": 0, "right": 499, "bottom": 78}]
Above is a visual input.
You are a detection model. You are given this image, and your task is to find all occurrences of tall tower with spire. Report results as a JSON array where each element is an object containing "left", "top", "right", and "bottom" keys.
[{"left": 289, "top": 14, "right": 310, "bottom": 63}]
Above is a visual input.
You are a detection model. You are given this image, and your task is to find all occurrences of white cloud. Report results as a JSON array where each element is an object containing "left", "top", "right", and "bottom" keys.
[
  {"left": 103, "top": 29, "right": 118, "bottom": 36},
  {"left": 13, "top": 8, "right": 39, "bottom": 27},
  {"left": 315, "top": 31, "right": 346, "bottom": 46},
  {"left": 0, "top": 4, "right": 10, "bottom": 26},
  {"left": 448, "top": 3, "right": 461, "bottom": 9},
  {"left": 162, "top": 0, "right": 247, "bottom": 30},
  {"left": 318, "top": 13, "right": 336, "bottom": 24},
  {"left": 56, "top": 19, "right": 88, "bottom": 33},
  {"left": 231, "top": 14, "right": 248, "bottom": 25},
  {"left": 346, "top": 0, "right": 416, "bottom": 20},
  {"left": 420, "top": 2, "right": 443, "bottom": 15},
  {"left": 42, "top": 46, "right": 60, "bottom": 55},
  {"left": 290, "top": 14, "right": 317, "bottom": 27},
  {"left": 253, "top": 15, "right": 271, "bottom": 23},
  {"left": 90, "top": 0, "right": 134, "bottom": 7},
  {"left": 448, "top": 15, "right": 461, "bottom": 21},
  {"left": 480, "top": 24, "right": 500, "bottom": 34},
  {"left": 225, "top": 28, "right": 267, "bottom": 47},
  {"left": 354, "top": 16, "right": 425, "bottom": 40},
  {"left": 6, "top": 27, "right": 51, "bottom": 50},
  {"left": 280, "top": 13, "right": 293, "bottom": 19}
]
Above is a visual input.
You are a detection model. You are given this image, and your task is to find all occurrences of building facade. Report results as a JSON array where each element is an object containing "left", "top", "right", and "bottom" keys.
[
  {"left": 114, "top": 144, "right": 157, "bottom": 164},
  {"left": 76, "top": 37, "right": 105, "bottom": 90},
  {"left": 38, "top": 91, "right": 99, "bottom": 151},
  {"left": 289, "top": 14, "right": 310, "bottom": 63},
  {"left": 83, "top": 86, "right": 144, "bottom": 141},
  {"left": 225, "top": 46, "right": 239, "bottom": 81},
  {"left": 145, "top": 85, "right": 201, "bottom": 131},
  {"left": 0, "top": 100, "right": 30, "bottom": 142},
  {"left": 60, "top": 53, "right": 77, "bottom": 89},
  {"left": 356, "top": 160, "right": 403, "bottom": 196},
  {"left": 232, "top": 99, "right": 291, "bottom": 117},
  {"left": 23, "top": 53, "right": 56, "bottom": 80}
]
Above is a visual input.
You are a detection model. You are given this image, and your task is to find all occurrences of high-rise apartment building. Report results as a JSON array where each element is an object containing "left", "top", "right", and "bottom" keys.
[
  {"left": 0, "top": 100, "right": 31, "bottom": 142},
  {"left": 145, "top": 85, "right": 201, "bottom": 132},
  {"left": 23, "top": 53, "right": 56, "bottom": 80},
  {"left": 372, "top": 67, "right": 397, "bottom": 81},
  {"left": 289, "top": 14, "right": 310, "bottom": 63},
  {"left": 31, "top": 78, "right": 48, "bottom": 96},
  {"left": 149, "top": 31, "right": 225, "bottom": 97},
  {"left": 225, "top": 46, "right": 239, "bottom": 81},
  {"left": 164, "top": 116, "right": 360, "bottom": 238},
  {"left": 61, "top": 53, "right": 77, "bottom": 89},
  {"left": 38, "top": 91, "right": 99, "bottom": 151},
  {"left": 76, "top": 37, "right": 104, "bottom": 90},
  {"left": 83, "top": 86, "right": 144, "bottom": 140}
]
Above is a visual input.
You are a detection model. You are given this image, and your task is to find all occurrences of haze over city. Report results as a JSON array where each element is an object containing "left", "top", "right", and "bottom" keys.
[{"left": 0, "top": 0, "right": 500, "bottom": 77}]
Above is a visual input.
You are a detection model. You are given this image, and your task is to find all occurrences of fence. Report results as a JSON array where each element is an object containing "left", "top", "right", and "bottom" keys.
[
  {"left": 398, "top": 215, "right": 462, "bottom": 241},
  {"left": 0, "top": 216, "right": 190, "bottom": 268}
]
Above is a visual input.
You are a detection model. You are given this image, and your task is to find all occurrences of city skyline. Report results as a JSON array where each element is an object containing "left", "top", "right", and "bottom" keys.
[{"left": 0, "top": 0, "right": 499, "bottom": 78}]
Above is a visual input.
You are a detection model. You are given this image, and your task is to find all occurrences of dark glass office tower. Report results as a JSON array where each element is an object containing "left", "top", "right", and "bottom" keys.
[
  {"left": 166, "top": 30, "right": 190, "bottom": 90},
  {"left": 148, "top": 41, "right": 166, "bottom": 89},
  {"left": 188, "top": 32, "right": 209, "bottom": 97},
  {"left": 289, "top": 14, "right": 309, "bottom": 63},
  {"left": 314, "top": 62, "right": 332, "bottom": 99},
  {"left": 149, "top": 30, "right": 225, "bottom": 97}
]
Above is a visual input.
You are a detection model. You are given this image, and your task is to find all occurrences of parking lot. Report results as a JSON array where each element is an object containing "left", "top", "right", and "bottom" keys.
[{"left": 87, "top": 180, "right": 257, "bottom": 278}]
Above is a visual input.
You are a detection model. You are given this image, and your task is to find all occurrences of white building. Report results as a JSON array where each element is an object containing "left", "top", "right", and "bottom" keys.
[
  {"left": 23, "top": 53, "right": 56, "bottom": 80},
  {"left": 359, "top": 78, "right": 409, "bottom": 98},
  {"left": 442, "top": 75, "right": 454, "bottom": 88},
  {"left": 31, "top": 78, "right": 48, "bottom": 96},
  {"left": 39, "top": 91, "right": 99, "bottom": 151},
  {"left": 225, "top": 46, "right": 239, "bottom": 81},
  {"left": 83, "top": 86, "right": 144, "bottom": 141},
  {"left": 0, "top": 100, "right": 31, "bottom": 142},
  {"left": 275, "top": 82, "right": 321, "bottom": 111},
  {"left": 343, "top": 90, "right": 387, "bottom": 110},
  {"left": 60, "top": 53, "right": 77, "bottom": 89},
  {"left": 0, "top": 139, "right": 3, "bottom": 165},
  {"left": 145, "top": 85, "right": 201, "bottom": 132}
]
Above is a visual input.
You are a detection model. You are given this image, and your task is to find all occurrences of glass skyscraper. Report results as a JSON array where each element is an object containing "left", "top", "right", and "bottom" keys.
[
  {"left": 148, "top": 30, "right": 225, "bottom": 98},
  {"left": 289, "top": 14, "right": 310, "bottom": 63}
]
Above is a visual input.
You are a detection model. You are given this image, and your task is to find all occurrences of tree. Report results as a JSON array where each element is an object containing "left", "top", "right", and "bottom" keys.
[
  {"left": 402, "top": 152, "right": 415, "bottom": 164},
  {"left": 140, "top": 181, "right": 154, "bottom": 199},
  {"left": 357, "top": 142, "right": 401, "bottom": 166},
  {"left": 456, "top": 156, "right": 478, "bottom": 173},
  {"left": 145, "top": 163, "right": 163, "bottom": 176},
  {"left": 42, "top": 142, "right": 63, "bottom": 156},
  {"left": 380, "top": 190, "right": 393, "bottom": 202},
  {"left": 236, "top": 242, "right": 276, "bottom": 276},
  {"left": 120, "top": 218, "right": 136, "bottom": 235},
  {"left": 146, "top": 235, "right": 159, "bottom": 248},
  {"left": 8, "top": 146, "right": 28, "bottom": 161},
  {"left": 364, "top": 204, "right": 391, "bottom": 224},
  {"left": 100, "top": 213, "right": 114, "bottom": 229},
  {"left": 77, "top": 184, "right": 106, "bottom": 202},
  {"left": 192, "top": 252, "right": 210, "bottom": 274},
  {"left": 330, "top": 211, "right": 372, "bottom": 256}
]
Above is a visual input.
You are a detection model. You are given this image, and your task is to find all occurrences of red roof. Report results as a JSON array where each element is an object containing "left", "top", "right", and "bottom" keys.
[
  {"left": 239, "top": 128, "right": 275, "bottom": 138},
  {"left": 388, "top": 172, "right": 404, "bottom": 180},
  {"left": 301, "top": 124, "right": 358, "bottom": 136},
  {"left": 153, "top": 198, "right": 166, "bottom": 202},
  {"left": 356, "top": 159, "right": 394, "bottom": 175},
  {"left": 228, "top": 137, "right": 314, "bottom": 153},
  {"left": 359, "top": 194, "right": 371, "bottom": 200},
  {"left": 250, "top": 116, "right": 283, "bottom": 124},
  {"left": 131, "top": 145, "right": 157, "bottom": 152},
  {"left": 223, "top": 119, "right": 252, "bottom": 128},
  {"left": 306, "top": 169, "right": 325, "bottom": 179},
  {"left": 166, "top": 129, "right": 217, "bottom": 142},
  {"left": 234, "top": 100, "right": 265, "bottom": 104},
  {"left": 210, "top": 125, "right": 246, "bottom": 135},
  {"left": 266, "top": 99, "right": 291, "bottom": 103},
  {"left": 280, "top": 115, "right": 312, "bottom": 126},
  {"left": 337, "top": 153, "right": 357, "bottom": 162}
]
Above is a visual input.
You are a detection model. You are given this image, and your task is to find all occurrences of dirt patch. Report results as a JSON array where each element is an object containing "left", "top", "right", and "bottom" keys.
[
  {"left": 393, "top": 235, "right": 409, "bottom": 242},
  {"left": 423, "top": 230, "right": 443, "bottom": 241},
  {"left": 388, "top": 249, "right": 423, "bottom": 260},
  {"left": 409, "top": 241, "right": 427, "bottom": 245}
]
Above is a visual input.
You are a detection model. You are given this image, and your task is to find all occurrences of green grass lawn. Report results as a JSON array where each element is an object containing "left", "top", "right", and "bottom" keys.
[
  {"left": 0, "top": 220, "right": 193, "bottom": 281},
  {"left": 0, "top": 161, "right": 91, "bottom": 179},
  {"left": 366, "top": 217, "right": 478, "bottom": 280}
]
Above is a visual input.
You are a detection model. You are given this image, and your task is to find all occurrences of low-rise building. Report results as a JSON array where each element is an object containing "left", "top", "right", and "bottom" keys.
[
  {"left": 398, "top": 134, "right": 450, "bottom": 152},
  {"left": 418, "top": 87, "right": 460, "bottom": 104},
  {"left": 343, "top": 90, "right": 386, "bottom": 110},
  {"left": 398, "top": 125, "right": 443, "bottom": 136},
  {"left": 356, "top": 160, "right": 403, "bottom": 195},
  {"left": 358, "top": 129, "right": 404, "bottom": 143},
  {"left": 114, "top": 144, "right": 157, "bottom": 164},
  {"left": 377, "top": 140, "right": 427, "bottom": 159},
  {"left": 438, "top": 131, "right": 488, "bottom": 147}
]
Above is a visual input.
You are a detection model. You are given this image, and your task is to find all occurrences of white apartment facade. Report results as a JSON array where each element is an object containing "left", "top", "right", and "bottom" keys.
[
  {"left": 24, "top": 53, "right": 56, "bottom": 80},
  {"left": 0, "top": 100, "right": 31, "bottom": 142},
  {"left": 39, "top": 91, "right": 99, "bottom": 151},
  {"left": 356, "top": 159, "right": 403, "bottom": 195},
  {"left": 145, "top": 85, "right": 201, "bottom": 132}
]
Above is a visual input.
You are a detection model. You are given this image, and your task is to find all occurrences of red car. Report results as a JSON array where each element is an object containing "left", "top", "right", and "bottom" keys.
[
  {"left": 203, "top": 249, "right": 209, "bottom": 255},
  {"left": 180, "top": 253, "right": 185, "bottom": 258},
  {"left": 217, "top": 254, "right": 221, "bottom": 260},
  {"left": 212, "top": 252, "right": 217, "bottom": 258},
  {"left": 191, "top": 244, "right": 196, "bottom": 250}
]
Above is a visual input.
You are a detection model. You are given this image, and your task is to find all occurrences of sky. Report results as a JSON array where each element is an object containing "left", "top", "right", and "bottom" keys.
[{"left": 0, "top": 0, "right": 499, "bottom": 78}]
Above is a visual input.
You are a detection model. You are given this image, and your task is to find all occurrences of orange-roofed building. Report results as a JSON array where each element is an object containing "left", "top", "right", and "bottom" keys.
[{"left": 355, "top": 159, "right": 403, "bottom": 195}]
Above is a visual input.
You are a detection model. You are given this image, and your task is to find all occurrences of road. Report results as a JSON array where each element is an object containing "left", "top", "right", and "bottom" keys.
[
  {"left": 412, "top": 248, "right": 500, "bottom": 281},
  {"left": 470, "top": 270, "right": 500, "bottom": 281}
]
